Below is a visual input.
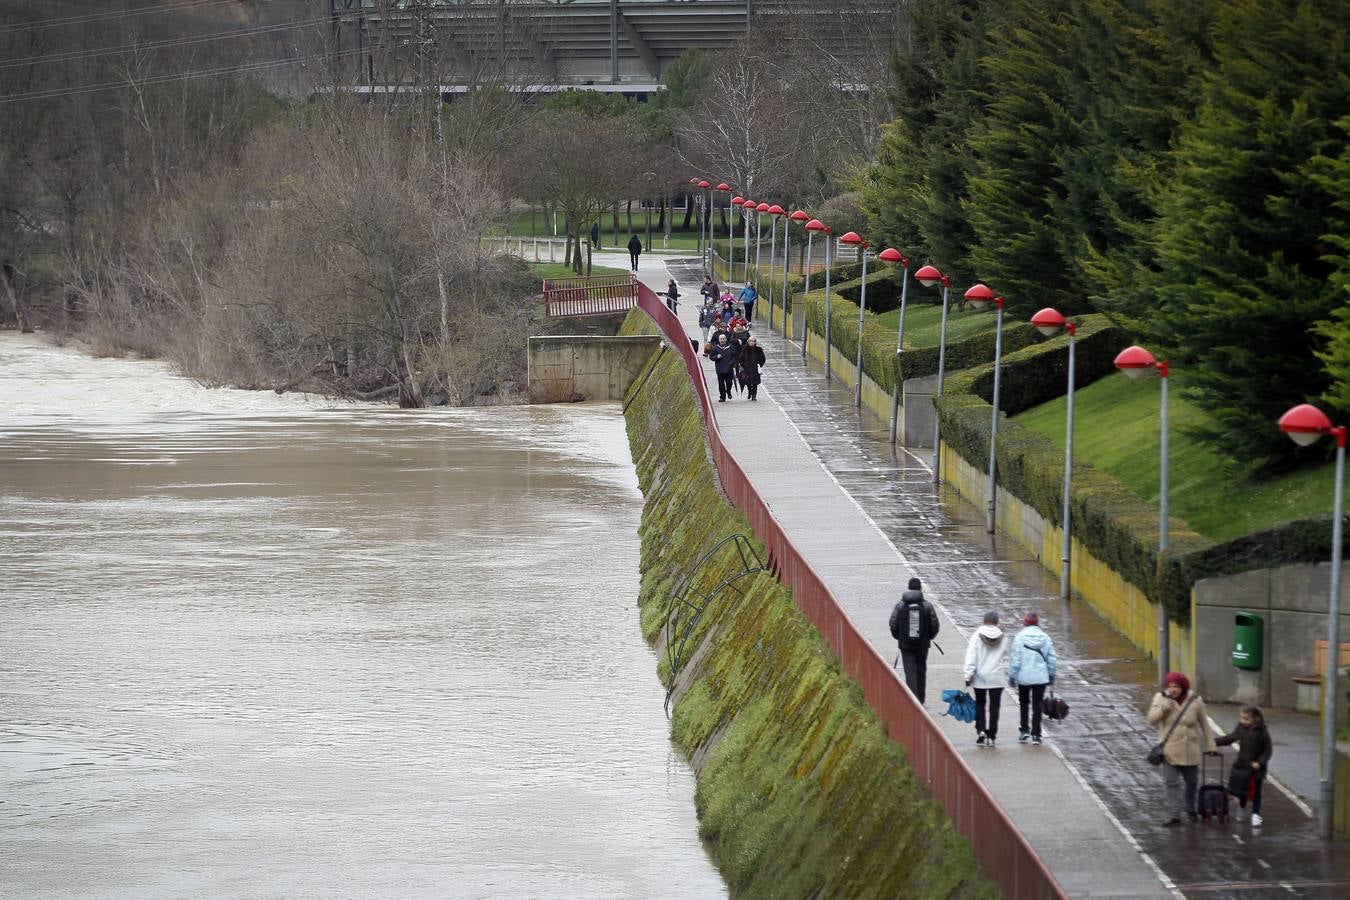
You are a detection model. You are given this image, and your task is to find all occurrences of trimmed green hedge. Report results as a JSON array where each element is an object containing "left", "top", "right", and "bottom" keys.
[
  {"left": 799, "top": 284, "right": 1043, "bottom": 393},
  {"left": 936, "top": 315, "right": 1212, "bottom": 623},
  {"left": 936, "top": 313, "right": 1350, "bottom": 625}
]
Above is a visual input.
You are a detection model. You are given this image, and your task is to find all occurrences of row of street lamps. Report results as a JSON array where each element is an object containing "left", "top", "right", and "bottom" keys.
[{"left": 686, "top": 173, "right": 1345, "bottom": 838}]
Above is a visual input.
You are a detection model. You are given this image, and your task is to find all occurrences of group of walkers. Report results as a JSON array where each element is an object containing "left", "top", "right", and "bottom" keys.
[
  {"left": 889, "top": 579, "right": 1275, "bottom": 828},
  {"left": 692, "top": 274, "right": 765, "bottom": 402}
]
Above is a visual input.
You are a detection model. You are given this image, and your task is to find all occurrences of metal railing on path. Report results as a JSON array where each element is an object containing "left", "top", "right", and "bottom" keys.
[
  {"left": 633, "top": 280, "right": 1066, "bottom": 900},
  {"left": 542, "top": 274, "right": 637, "bottom": 317}
]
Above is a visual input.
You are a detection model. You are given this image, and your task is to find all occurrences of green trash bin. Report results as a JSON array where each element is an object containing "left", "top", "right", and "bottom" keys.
[{"left": 1233, "top": 612, "right": 1263, "bottom": 671}]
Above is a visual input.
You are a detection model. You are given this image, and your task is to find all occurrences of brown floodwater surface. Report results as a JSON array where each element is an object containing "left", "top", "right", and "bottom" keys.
[{"left": 0, "top": 335, "right": 724, "bottom": 899}]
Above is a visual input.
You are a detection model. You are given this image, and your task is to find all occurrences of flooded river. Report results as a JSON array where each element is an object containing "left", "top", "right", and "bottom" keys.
[{"left": 0, "top": 335, "right": 724, "bottom": 899}]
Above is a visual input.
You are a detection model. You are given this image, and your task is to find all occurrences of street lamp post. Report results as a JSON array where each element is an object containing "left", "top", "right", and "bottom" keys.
[
  {"left": 789, "top": 209, "right": 808, "bottom": 346},
  {"left": 1031, "top": 308, "right": 1077, "bottom": 599},
  {"left": 965, "top": 284, "right": 1004, "bottom": 533},
  {"left": 731, "top": 196, "right": 744, "bottom": 281},
  {"left": 1277, "top": 403, "right": 1346, "bottom": 840},
  {"left": 767, "top": 204, "right": 783, "bottom": 276},
  {"left": 715, "top": 183, "right": 730, "bottom": 277},
  {"left": 915, "top": 265, "right": 952, "bottom": 484},
  {"left": 688, "top": 178, "right": 701, "bottom": 257},
  {"left": 697, "top": 180, "right": 711, "bottom": 271},
  {"left": 740, "top": 199, "right": 754, "bottom": 284},
  {"left": 1115, "top": 345, "right": 1171, "bottom": 681},
  {"left": 806, "top": 219, "right": 831, "bottom": 379},
  {"left": 879, "top": 248, "right": 909, "bottom": 444},
  {"left": 644, "top": 171, "right": 656, "bottom": 252},
  {"left": 840, "top": 231, "right": 870, "bottom": 407},
  {"left": 754, "top": 203, "right": 770, "bottom": 303}
]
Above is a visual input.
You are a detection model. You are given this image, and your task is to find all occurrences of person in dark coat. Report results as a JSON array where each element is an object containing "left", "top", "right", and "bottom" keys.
[
  {"left": 737, "top": 335, "right": 766, "bottom": 400},
  {"left": 1214, "top": 705, "right": 1273, "bottom": 827},
  {"left": 708, "top": 333, "right": 740, "bottom": 401},
  {"left": 889, "top": 577, "right": 940, "bottom": 704},
  {"left": 627, "top": 234, "right": 643, "bottom": 271},
  {"left": 700, "top": 275, "right": 720, "bottom": 305},
  {"left": 590, "top": 221, "right": 601, "bottom": 249},
  {"left": 665, "top": 278, "right": 680, "bottom": 312}
]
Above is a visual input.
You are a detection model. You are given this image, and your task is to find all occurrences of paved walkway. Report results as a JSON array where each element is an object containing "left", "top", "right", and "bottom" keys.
[{"left": 599, "top": 250, "right": 1350, "bottom": 899}]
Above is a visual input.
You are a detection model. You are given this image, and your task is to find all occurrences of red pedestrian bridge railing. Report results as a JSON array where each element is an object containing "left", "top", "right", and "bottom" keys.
[
  {"left": 542, "top": 273, "right": 638, "bottom": 317},
  {"left": 633, "top": 281, "right": 1067, "bottom": 900}
]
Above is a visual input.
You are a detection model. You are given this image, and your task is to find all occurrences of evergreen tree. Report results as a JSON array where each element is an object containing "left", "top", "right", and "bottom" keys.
[
  {"left": 1310, "top": 116, "right": 1350, "bottom": 418},
  {"left": 1152, "top": 0, "right": 1350, "bottom": 474},
  {"left": 858, "top": 0, "right": 999, "bottom": 285}
]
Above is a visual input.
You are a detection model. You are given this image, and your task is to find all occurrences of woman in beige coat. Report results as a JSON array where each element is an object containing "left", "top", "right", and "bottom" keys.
[{"left": 1147, "top": 671, "right": 1216, "bottom": 825}]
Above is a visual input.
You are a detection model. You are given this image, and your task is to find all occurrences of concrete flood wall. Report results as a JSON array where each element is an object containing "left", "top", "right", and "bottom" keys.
[
  {"left": 940, "top": 445, "right": 1197, "bottom": 677},
  {"left": 618, "top": 315, "right": 996, "bottom": 898},
  {"left": 1193, "top": 563, "right": 1350, "bottom": 714},
  {"left": 526, "top": 334, "right": 661, "bottom": 403}
]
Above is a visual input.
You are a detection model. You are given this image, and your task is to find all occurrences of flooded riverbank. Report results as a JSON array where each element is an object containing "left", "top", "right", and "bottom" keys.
[{"left": 0, "top": 334, "right": 724, "bottom": 899}]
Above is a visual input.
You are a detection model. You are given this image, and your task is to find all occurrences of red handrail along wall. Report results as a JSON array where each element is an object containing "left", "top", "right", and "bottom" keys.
[{"left": 632, "top": 278, "right": 1067, "bottom": 900}]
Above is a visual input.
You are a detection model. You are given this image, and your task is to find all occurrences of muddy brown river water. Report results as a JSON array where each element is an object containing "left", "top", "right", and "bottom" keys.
[{"left": 0, "top": 335, "right": 724, "bottom": 898}]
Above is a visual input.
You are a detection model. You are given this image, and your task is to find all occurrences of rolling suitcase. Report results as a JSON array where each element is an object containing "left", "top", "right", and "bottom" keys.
[{"left": 1198, "top": 753, "right": 1229, "bottom": 822}]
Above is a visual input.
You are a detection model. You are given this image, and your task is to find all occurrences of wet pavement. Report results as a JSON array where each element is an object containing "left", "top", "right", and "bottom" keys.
[{"left": 651, "top": 254, "right": 1350, "bottom": 900}]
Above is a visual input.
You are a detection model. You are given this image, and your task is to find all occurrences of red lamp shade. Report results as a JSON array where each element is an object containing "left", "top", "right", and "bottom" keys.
[
  {"left": 1114, "top": 345, "right": 1159, "bottom": 381},
  {"left": 732, "top": 196, "right": 745, "bottom": 207},
  {"left": 768, "top": 204, "right": 785, "bottom": 216},
  {"left": 805, "top": 218, "right": 826, "bottom": 232},
  {"left": 914, "top": 264, "right": 944, "bottom": 288},
  {"left": 717, "top": 182, "right": 730, "bottom": 191},
  {"left": 964, "top": 283, "right": 995, "bottom": 309},
  {"left": 789, "top": 210, "right": 809, "bottom": 222},
  {"left": 878, "top": 247, "right": 905, "bottom": 265},
  {"left": 698, "top": 180, "right": 711, "bottom": 189},
  {"left": 689, "top": 177, "right": 699, "bottom": 184},
  {"left": 839, "top": 230, "right": 864, "bottom": 245},
  {"left": 756, "top": 202, "right": 771, "bottom": 213},
  {"left": 1279, "top": 403, "right": 1334, "bottom": 447},
  {"left": 1030, "top": 307, "right": 1066, "bottom": 336},
  {"left": 741, "top": 199, "right": 754, "bottom": 210}
]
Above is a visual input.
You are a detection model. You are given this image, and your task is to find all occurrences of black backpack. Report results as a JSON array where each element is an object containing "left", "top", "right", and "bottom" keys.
[{"left": 901, "top": 599, "right": 932, "bottom": 644}]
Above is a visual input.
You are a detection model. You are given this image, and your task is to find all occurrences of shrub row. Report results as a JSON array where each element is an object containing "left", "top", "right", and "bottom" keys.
[{"left": 937, "top": 315, "right": 1211, "bottom": 623}]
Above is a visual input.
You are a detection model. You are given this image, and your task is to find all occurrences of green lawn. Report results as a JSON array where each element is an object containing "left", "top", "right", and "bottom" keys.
[
  {"left": 1012, "top": 373, "right": 1335, "bottom": 541},
  {"left": 504, "top": 209, "right": 707, "bottom": 252},
  {"left": 530, "top": 262, "right": 627, "bottom": 279},
  {"left": 875, "top": 302, "right": 999, "bottom": 350}
]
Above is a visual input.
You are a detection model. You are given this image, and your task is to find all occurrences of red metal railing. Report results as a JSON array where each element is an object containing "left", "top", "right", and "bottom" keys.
[
  {"left": 634, "top": 281, "right": 1067, "bottom": 900},
  {"left": 543, "top": 274, "right": 638, "bottom": 317}
]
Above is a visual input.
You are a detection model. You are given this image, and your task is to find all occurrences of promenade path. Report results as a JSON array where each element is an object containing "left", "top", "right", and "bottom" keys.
[{"left": 598, "top": 250, "right": 1350, "bottom": 899}]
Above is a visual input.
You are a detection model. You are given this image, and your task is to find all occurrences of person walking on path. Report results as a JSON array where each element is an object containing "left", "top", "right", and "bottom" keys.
[
  {"left": 591, "top": 221, "right": 601, "bottom": 250},
  {"left": 1147, "top": 672, "right": 1216, "bottom": 826},
  {"left": 627, "top": 234, "right": 643, "bottom": 271},
  {"left": 1214, "top": 705, "right": 1273, "bottom": 827},
  {"left": 1008, "top": 612, "right": 1056, "bottom": 746},
  {"left": 700, "top": 275, "right": 720, "bottom": 306},
  {"left": 739, "top": 281, "right": 758, "bottom": 321},
  {"left": 963, "top": 611, "right": 1009, "bottom": 747},
  {"left": 737, "top": 335, "right": 766, "bottom": 401},
  {"left": 709, "top": 333, "right": 740, "bottom": 402},
  {"left": 698, "top": 299, "right": 719, "bottom": 344},
  {"left": 665, "top": 278, "right": 680, "bottom": 313},
  {"left": 889, "top": 577, "right": 940, "bottom": 704}
]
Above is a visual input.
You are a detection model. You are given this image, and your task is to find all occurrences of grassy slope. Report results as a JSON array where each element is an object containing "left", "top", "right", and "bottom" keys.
[
  {"left": 1012, "top": 373, "right": 1334, "bottom": 541},
  {"left": 529, "top": 262, "right": 627, "bottom": 279},
  {"left": 875, "top": 302, "right": 999, "bottom": 349}
]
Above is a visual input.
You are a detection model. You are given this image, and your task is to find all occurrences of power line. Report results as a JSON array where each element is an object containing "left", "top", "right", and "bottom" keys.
[
  {"left": 0, "top": 15, "right": 332, "bottom": 70},
  {"left": 0, "top": 0, "right": 239, "bottom": 34},
  {"left": 0, "top": 49, "right": 367, "bottom": 105}
]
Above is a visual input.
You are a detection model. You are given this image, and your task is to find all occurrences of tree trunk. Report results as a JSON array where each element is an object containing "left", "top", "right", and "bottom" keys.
[
  {"left": 626, "top": 199, "right": 633, "bottom": 233},
  {"left": 682, "top": 195, "right": 693, "bottom": 230},
  {"left": 1, "top": 266, "right": 33, "bottom": 333},
  {"left": 657, "top": 197, "right": 666, "bottom": 232},
  {"left": 611, "top": 203, "right": 619, "bottom": 246}
]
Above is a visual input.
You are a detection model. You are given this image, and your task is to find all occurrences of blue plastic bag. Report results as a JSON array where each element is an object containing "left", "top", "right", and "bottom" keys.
[{"left": 941, "top": 689, "right": 977, "bottom": 723}]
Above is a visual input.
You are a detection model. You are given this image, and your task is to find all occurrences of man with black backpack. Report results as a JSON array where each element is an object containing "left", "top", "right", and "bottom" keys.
[{"left": 889, "top": 577, "right": 940, "bottom": 704}]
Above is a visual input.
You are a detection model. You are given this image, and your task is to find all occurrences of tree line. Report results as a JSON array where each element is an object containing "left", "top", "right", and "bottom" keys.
[{"left": 859, "top": 0, "right": 1350, "bottom": 475}]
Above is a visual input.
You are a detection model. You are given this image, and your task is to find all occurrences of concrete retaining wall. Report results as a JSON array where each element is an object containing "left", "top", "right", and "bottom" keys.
[
  {"left": 942, "top": 444, "right": 1195, "bottom": 676},
  {"left": 526, "top": 334, "right": 662, "bottom": 403},
  {"left": 1193, "top": 563, "right": 1350, "bottom": 710}
]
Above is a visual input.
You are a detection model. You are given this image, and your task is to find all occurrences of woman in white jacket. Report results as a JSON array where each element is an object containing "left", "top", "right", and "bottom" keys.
[{"left": 963, "top": 611, "right": 1009, "bottom": 747}]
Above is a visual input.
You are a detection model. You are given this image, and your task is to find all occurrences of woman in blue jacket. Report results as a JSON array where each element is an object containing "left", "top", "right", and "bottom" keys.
[{"left": 1008, "top": 612, "right": 1057, "bottom": 745}]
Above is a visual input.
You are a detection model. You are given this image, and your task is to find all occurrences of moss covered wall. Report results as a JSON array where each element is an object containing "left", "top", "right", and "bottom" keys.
[{"left": 618, "top": 309, "right": 995, "bottom": 899}]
